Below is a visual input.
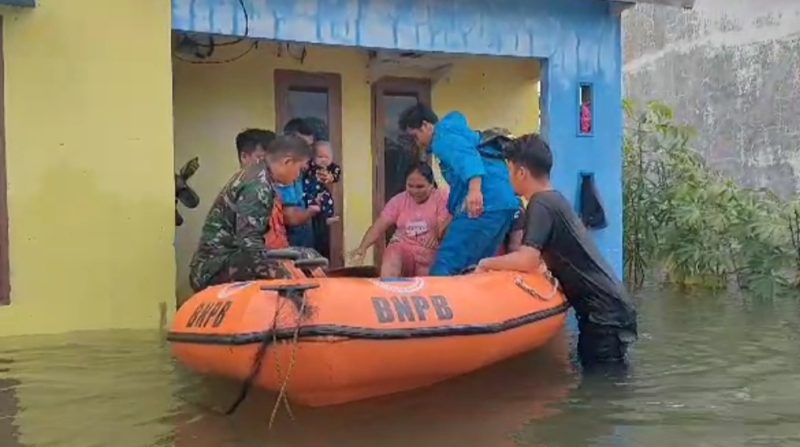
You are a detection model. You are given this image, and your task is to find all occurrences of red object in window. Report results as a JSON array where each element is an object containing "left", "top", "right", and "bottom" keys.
[{"left": 580, "top": 102, "right": 592, "bottom": 134}]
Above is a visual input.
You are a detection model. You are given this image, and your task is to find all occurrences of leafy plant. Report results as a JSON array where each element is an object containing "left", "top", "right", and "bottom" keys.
[
  {"left": 623, "top": 100, "right": 798, "bottom": 298},
  {"left": 789, "top": 201, "right": 800, "bottom": 286}
]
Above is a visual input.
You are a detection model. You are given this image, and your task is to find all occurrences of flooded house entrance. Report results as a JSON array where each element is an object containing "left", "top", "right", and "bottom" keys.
[{"left": 171, "top": 37, "right": 542, "bottom": 304}]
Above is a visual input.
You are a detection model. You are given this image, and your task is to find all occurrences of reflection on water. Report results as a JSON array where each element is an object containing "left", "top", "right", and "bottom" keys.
[{"left": 2, "top": 288, "right": 800, "bottom": 447}]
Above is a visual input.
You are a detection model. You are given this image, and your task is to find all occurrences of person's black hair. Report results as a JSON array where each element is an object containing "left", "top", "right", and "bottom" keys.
[
  {"left": 236, "top": 128, "right": 276, "bottom": 158},
  {"left": 405, "top": 162, "right": 437, "bottom": 188},
  {"left": 266, "top": 134, "right": 314, "bottom": 160},
  {"left": 398, "top": 103, "right": 439, "bottom": 131},
  {"left": 283, "top": 118, "right": 315, "bottom": 139},
  {"left": 504, "top": 133, "right": 553, "bottom": 179},
  {"left": 303, "top": 116, "right": 329, "bottom": 142}
]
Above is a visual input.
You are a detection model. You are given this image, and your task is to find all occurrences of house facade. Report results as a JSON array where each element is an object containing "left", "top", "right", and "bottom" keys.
[{"left": 0, "top": 0, "right": 689, "bottom": 337}]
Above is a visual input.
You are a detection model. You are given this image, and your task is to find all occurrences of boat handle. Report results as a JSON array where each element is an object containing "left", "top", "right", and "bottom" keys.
[
  {"left": 514, "top": 271, "right": 560, "bottom": 301},
  {"left": 260, "top": 283, "right": 320, "bottom": 293}
]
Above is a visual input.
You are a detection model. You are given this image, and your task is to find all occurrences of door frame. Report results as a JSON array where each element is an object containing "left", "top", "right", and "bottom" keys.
[
  {"left": 0, "top": 18, "right": 8, "bottom": 306},
  {"left": 370, "top": 77, "right": 432, "bottom": 265},
  {"left": 274, "top": 69, "right": 344, "bottom": 268}
]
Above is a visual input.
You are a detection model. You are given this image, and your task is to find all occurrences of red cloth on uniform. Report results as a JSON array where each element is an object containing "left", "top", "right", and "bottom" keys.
[{"left": 265, "top": 196, "right": 290, "bottom": 250}]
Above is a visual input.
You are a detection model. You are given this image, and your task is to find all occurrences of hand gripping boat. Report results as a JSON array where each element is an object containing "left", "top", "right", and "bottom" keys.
[{"left": 167, "top": 249, "right": 570, "bottom": 407}]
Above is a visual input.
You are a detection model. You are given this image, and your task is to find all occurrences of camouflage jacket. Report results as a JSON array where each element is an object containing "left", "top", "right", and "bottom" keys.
[{"left": 189, "top": 161, "right": 276, "bottom": 290}]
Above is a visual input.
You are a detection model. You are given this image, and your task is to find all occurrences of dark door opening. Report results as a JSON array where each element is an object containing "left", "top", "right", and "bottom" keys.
[
  {"left": 275, "top": 70, "right": 344, "bottom": 269},
  {"left": 370, "top": 77, "right": 432, "bottom": 266}
]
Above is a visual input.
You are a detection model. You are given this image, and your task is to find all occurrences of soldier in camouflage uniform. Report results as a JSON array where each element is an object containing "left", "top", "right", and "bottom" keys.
[{"left": 189, "top": 132, "right": 315, "bottom": 292}]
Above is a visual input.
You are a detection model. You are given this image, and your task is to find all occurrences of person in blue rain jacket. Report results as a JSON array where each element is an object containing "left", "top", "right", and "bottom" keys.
[{"left": 398, "top": 103, "right": 520, "bottom": 275}]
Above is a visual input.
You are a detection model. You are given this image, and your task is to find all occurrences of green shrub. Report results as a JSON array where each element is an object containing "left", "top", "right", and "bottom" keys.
[{"left": 623, "top": 100, "right": 799, "bottom": 298}]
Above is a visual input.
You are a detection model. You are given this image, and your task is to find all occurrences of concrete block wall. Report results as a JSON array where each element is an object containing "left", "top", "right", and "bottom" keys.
[{"left": 623, "top": 0, "right": 800, "bottom": 197}]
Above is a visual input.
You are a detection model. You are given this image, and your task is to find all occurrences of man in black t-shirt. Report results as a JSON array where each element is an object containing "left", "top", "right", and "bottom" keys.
[{"left": 476, "top": 133, "right": 637, "bottom": 365}]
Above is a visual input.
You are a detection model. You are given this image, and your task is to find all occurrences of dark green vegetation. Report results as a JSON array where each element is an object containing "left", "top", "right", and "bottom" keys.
[{"left": 623, "top": 100, "right": 800, "bottom": 298}]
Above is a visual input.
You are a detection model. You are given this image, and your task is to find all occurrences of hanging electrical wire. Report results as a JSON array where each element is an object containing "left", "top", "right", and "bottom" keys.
[
  {"left": 191, "top": 0, "right": 250, "bottom": 48},
  {"left": 174, "top": 41, "right": 258, "bottom": 65},
  {"left": 174, "top": 0, "right": 255, "bottom": 65}
]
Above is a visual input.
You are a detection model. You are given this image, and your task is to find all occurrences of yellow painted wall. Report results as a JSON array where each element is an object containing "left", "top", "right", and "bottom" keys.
[
  {"left": 0, "top": 0, "right": 175, "bottom": 336},
  {"left": 430, "top": 58, "right": 541, "bottom": 186},
  {"left": 433, "top": 58, "right": 540, "bottom": 136},
  {"left": 173, "top": 43, "right": 539, "bottom": 302}
]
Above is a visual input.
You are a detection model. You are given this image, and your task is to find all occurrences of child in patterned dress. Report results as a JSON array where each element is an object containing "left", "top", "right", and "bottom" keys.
[{"left": 302, "top": 141, "right": 342, "bottom": 258}]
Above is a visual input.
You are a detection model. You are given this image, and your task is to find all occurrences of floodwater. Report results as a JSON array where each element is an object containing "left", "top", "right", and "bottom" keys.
[{"left": 2, "top": 288, "right": 800, "bottom": 447}]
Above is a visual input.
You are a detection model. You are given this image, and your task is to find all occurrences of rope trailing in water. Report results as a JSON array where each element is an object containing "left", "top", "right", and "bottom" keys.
[
  {"left": 223, "top": 301, "right": 283, "bottom": 415},
  {"left": 268, "top": 295, "right": 307, "bottom": 429},
  {"left": 224, "top": 285, "right": 311, "bottom": 424}
]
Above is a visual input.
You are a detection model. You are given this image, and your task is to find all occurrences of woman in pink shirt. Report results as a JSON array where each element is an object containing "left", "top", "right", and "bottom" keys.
[{"left": 349, "top": 163, "right": 450, "bottom": 277}]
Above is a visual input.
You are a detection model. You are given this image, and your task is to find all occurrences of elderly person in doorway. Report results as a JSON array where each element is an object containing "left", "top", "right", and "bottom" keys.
[{"left": 349, "top": 162, "right": 451, "bottom": 278}]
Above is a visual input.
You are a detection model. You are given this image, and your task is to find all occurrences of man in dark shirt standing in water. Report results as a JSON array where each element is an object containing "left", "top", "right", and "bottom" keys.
[{"left": 476, "top": 133, "right": 637, "bottom": 365}]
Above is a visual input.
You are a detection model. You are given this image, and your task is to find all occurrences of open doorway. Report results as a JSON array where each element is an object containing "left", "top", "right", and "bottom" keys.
[
  {"left": 274, "top": 69, "right": 345, "bottom": 269},
  {"left": 371, "top": 77, "right": 432, "bottom": 265},
  {"left": 172, "top": 38, "right": 541, "bottom": 302}
]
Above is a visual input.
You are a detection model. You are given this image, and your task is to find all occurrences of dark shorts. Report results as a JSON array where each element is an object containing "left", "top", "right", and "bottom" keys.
[
  {"left": 287, "top": 222, "right": 315, "bottom": 248},
  {"left": 577, "top": 320, "right": 636, "bottom": 365},
  {"left": 311, "top": 215, "right": 330, "bottom": 259}
]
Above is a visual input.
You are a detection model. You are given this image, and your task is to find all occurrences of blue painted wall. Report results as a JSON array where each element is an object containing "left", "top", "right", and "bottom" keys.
[{"left": 172, "top": 0, "right": 624, "bottom": 278}]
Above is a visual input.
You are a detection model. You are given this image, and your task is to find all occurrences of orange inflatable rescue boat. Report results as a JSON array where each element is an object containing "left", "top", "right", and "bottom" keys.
[{"left": 167, "top": 250, "right": 569, "bottom": 407}]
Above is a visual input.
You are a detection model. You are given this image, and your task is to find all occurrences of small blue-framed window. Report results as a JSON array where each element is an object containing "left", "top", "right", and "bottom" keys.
[{"left": 577, "top": 83, "right": 594, "bottom": 137}]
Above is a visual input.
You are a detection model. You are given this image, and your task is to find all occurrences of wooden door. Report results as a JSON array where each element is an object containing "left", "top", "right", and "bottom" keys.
[
  {"left": 371, "top": 77, "right": 432, "bottom": 265},
  {"left": 275, "top": 70, "right": 344, "bottom": 268}
]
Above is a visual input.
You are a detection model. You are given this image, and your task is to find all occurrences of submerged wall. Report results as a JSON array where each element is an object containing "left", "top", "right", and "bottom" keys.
[
  {"left": 0, "top": 0, "right": 175, "bottom": 336},
  {"left": 624, "top": 0, "right": 800, "bottom": 197},
  {"left": 172, "top": 42, "right": 540, "bottom": 301}
]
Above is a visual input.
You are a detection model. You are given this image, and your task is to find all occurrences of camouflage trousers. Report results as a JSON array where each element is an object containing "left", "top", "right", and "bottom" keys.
[{"left": 191, "top": 247, "right": 324, "bottom": 292}]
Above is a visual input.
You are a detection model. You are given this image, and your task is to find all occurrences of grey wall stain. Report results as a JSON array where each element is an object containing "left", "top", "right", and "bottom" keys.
[{"left": 623, "top": 0, "right": 800, "bottom": 197}]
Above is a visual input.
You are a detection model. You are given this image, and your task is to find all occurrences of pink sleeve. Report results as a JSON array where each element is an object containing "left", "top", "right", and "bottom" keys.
[{"left": 380, "top": 193, "right": 403, "bottom": 224}]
